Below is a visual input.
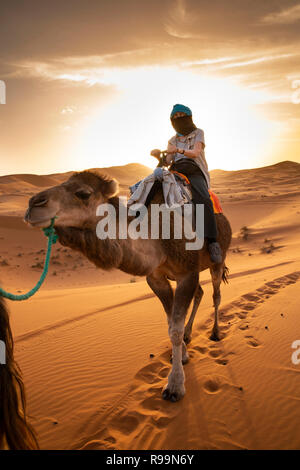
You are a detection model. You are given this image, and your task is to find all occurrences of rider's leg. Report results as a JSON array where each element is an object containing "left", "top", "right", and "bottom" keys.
[{"left": 188, "top": 174, "right": 222, "bottom": 264}]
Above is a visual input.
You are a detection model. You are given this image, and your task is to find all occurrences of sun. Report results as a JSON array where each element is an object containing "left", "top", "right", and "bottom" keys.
[{"left": 72, "top": 66, "right": 280, "bottom": 171}]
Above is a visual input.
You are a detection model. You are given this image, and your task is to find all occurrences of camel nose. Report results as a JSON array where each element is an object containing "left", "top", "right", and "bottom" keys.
[
  {"left": 24, "top": 207, "right": 30, "bottom": 222},
  {"left": 30, "top": 194, "right": 49, "bottom": 208}
]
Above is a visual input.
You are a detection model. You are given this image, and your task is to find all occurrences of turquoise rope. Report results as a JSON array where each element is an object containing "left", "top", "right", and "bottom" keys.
[{"left": 0, "top": 218, "right": 58, "bottom": 301}]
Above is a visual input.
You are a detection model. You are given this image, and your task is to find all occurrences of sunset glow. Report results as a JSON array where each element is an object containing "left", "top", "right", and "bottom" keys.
[
  {"left": 1, "top": 1, "right": 300, "bottom": 452},
  {"left": 72, "top": 67, "right": 280, "bottom": 171},
  {"left": 0, "top": 0, "right": 299, "bottom": 175}
]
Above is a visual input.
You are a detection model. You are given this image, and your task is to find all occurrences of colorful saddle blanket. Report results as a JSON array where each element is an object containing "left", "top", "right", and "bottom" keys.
[
  {"left": 208, "top": 190, "right": 223, "bottom": 214},
  {"left": 129, "top": 168, "right": 223, "bottom": 214}
]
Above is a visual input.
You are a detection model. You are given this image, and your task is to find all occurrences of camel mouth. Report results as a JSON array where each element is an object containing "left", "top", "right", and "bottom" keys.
[
  {"left": 24, "top": 204, "right": 58, "bottom": 228},
  {"left": 25, "top": 217, "right": 53, "bottom": 229},
  {"left": 24, "top": 208, "right": 54, "bottom": 229}
]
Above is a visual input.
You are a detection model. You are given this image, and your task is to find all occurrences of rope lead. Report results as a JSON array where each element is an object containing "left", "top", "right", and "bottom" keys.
[{"left": 0, "top": 218, "right": 58, "bottom": 301}]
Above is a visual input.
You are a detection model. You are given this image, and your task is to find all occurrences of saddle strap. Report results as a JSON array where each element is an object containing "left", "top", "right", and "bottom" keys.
[
  {"left": 171, "top": 170, "right": 223, "bottom": 214},
  {"left": 170, "top": 170, "right": 190, "bottom": 185}
]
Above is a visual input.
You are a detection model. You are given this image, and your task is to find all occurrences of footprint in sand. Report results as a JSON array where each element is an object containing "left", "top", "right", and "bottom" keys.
[
  {"left": 239, "top": 323, "right": 250, "bottom": 330},
  {"left": 203, "top": 377, "right": 221, "bottom": 394},
  {"left": 79, "top": 439, "right": 114, "bottom": 450},
  {"left": 209, "top": 349, "right": 222, "bottom": 358},
  {"left": 242, "top": 304, "right": 256, "bottom": 311},
  {"left": 104, "top": 436, "right": 116, "bottom": 444},
  {"left": 110, "top": 410, "right": 146, "bottom": 435},
  {"left": 286, "top": 272, "right": 300, "bottom": 282},
  {"left": 220, "top": 313, "right": 235, "bottom": 321},
  {"left": 178, "top": 272, "right": 300, "bottom": 387},
  {"left": 140, "top": 394, "right": 166, "bottom": 412},
  {"left": 245, "top": 335, "right": 261, "bottom": 348},
  {"left": 147, "top": 385, "right": 163, "bottom": 395},
  {"left": 135, "top": 362, "right": 163, "bottom": 384},
  {"left": 265, "top": 282, "right": 280, "bottom": 289},
  {"left": 260, "top": 289, "right": 275, "bottom": 296},
  {"left": 202, "top": 318, "right": 213, "bottom": 329},
  {"left": 242, "top": 294, "right": 261, "bottom": 302},
  {"left": 215, "top": 359, "right": 229, "bottom": 366},
  {"left": 158, "top": 366, "right": 169, "bottom": 379},
  {"left": 193, "top": 345, "right": 208, "bottom": 354},
  {"left": 219, "top": 323, "right": 231, "bottom": 332},
  {"left": 238, "top": 312, "right": 247, "bottom": 319},
  {"left": 151, "top": 415, "right": 173, "bottom": 429}
]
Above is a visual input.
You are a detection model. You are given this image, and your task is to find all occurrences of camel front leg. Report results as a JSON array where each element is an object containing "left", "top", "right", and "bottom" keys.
[
  {"left": 163, "top": 272, "right": 199, "bottom": 402},
  {"left": 147, "top": 272, "right": 188, "bottom": 364},
  {"left": 146, "top": 272, "right": 173, "bottom": 324}
]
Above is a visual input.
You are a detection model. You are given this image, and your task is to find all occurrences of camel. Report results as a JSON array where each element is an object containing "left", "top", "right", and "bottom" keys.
[
  {"left": 25, "top": 170, "right": 232, "bottom": 402},
  {"left": 0, "top": 296, "right": 39, "bottom": 449}
]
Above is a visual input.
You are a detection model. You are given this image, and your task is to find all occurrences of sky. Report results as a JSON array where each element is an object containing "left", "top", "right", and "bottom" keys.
[{"left": 0, "top": 0, "right": 300, "bottom": 175}]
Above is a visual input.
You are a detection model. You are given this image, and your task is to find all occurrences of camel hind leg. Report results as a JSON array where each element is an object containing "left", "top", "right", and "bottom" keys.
[
  {"left": 184, "top": 284, "right": 204, "bottom": 344},
  {"left": 209, "top": 264, "right": 223, "bottom": 341}
]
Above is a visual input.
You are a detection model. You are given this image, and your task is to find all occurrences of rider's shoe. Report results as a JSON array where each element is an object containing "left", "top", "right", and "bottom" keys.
[{"left": 208, "top": 242, "right": 222, "bottom": 264}]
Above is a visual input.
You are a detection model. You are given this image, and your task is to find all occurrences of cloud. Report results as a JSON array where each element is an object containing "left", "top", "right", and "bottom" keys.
[
  {"left": 164, "top": 0, "right": 200, "bottom": 39},
  {"left": 15, "top": 60, "right": 123, "bottom": 89},
  {"left": 61, "top": 106, "right": 76, "bottom": 114},
  {"left": 11, "top": 48, "right": 299, "bottom": 107},
  {"left": 181, "top": 57, "right": 235, "bottom": 67},
  {"left": 219, "top": 53, "right": 297, "bottom": 69},
  {"left": 260, "top": 3, "right": 300, "bottom": 25}
]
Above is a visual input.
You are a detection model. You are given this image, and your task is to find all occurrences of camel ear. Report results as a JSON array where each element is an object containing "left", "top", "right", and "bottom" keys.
[{"left": 104, "top": 178, "right": 119, "bottom": 197}]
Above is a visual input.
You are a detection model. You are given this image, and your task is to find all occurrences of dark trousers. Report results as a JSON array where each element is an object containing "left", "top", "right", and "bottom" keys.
[
  {"left": 188, "top": 174, "right": 218, "bottom": 240},
  {"left": 171, "top": 161, "right": 218, "bottom": 240}
]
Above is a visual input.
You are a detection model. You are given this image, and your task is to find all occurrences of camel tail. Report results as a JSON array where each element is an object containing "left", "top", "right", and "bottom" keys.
[
  {"left": 0, "top": 295, "right": 39, "bottom": 450},
  {"left": 222, "top": 265, "right": 229, "bottom": 284}
]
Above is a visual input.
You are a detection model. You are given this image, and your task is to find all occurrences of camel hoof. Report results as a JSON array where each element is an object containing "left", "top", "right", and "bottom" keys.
[
  {"left": 162, "top": 388, "right": 182, "bottom": 402},
  {"left": 210, "top": 331, "right": 220, "bottom": 342}
]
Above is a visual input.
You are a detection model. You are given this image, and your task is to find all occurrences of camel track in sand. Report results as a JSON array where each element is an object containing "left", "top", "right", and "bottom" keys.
[{"left": 75, "top": 270, "right": 300, "bottom": 450}]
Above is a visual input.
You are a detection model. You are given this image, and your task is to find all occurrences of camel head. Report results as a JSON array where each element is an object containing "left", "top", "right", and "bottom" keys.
[{"left": 25, "top": 170, "right": 119, "bottom": 229}]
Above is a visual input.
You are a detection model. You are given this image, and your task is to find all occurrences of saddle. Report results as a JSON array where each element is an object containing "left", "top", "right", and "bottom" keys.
[
  {"left": 170, "top": 170, "right": 223, "bottom": 214},
  {"left": 129, "top": 168, "right": 222, "bottom": 214}
]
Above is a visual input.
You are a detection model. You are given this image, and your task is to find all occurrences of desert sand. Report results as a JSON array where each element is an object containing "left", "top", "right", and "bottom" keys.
[{"left": 1, "top": 160, "right": 300, "bottom": 450}]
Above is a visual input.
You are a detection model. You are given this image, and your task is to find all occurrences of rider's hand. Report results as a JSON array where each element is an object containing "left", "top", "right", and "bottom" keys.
[
  {"left": 150, "top": 149, "right": 162, "bottom": 159},
  {"left": 167, "top": 144, "right": 177, "bottom": 154}
]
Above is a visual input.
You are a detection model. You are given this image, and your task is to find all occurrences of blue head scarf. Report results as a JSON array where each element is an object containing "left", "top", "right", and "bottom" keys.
[
  {"left": 170, "top": 104, "right": 195, "bottom": 136},
  {"left": 170, "top": 104, "right": 192, "bottom": 118}
]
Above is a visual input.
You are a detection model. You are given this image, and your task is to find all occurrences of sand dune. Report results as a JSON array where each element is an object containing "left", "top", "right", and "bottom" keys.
[
  {"left": 1, "top": 160, "right": 300, "bottom": 449},
  {"left": 0, "top": 163, "right": 151, "bottom": 217}
]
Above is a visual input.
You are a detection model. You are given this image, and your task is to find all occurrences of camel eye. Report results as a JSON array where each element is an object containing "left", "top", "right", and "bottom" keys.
[{"left": 75, "top": 189, "right": 92, "bottom": 200}]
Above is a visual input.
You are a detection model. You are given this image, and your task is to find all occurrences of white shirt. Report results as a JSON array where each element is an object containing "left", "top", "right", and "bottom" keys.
[{"left": 168, "top": 128, "right": 210, "bottom": 188}]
